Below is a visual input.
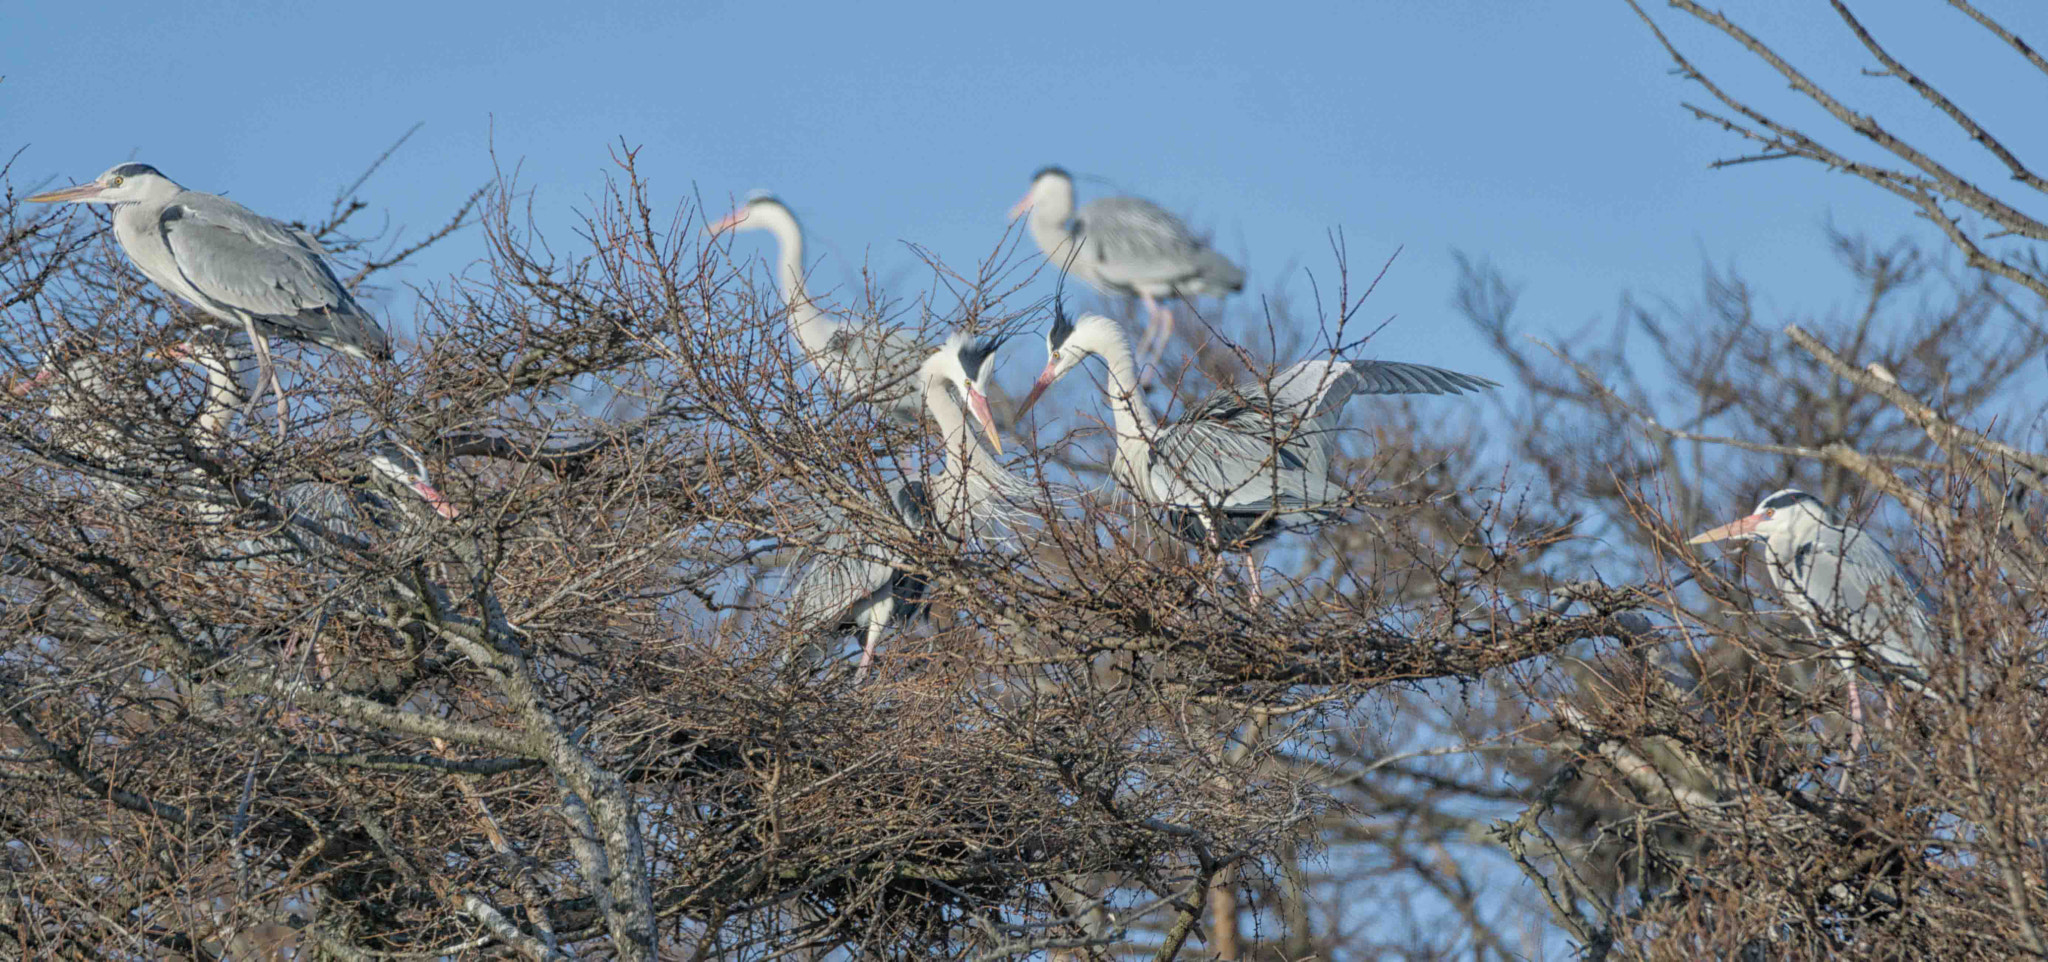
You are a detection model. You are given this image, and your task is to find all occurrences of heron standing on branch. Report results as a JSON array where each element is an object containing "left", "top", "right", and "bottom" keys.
[
  {"left": 28, "top": 164, "right": 394, "bottom": 432},
  {"left": 1016, "top": 310, "right": 1495, "bottom": 601},
  {"left": 788, "top": 332, "right": 1019, "bottom": 682},
  {"left": 1009, "top": 166, "right": 1245, "bottom": 373},
  {"left": 1689, "top": 488, "right": 1944, "bottom": 746}
]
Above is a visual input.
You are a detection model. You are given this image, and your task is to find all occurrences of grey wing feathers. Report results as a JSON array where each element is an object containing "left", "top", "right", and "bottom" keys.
[
  {"left": 787, "top": 480, "right": 930, "bottom": 632},
  {"left": 1147, "top": 415, "right": 1339, "bottom": 523},
  {"left": 821, "top": 324, "right": 928, "bottom": 419},
  {"left": 1268, "top": 359, "right": 1500, "bottom": 421},
  {"left": 161, "top": 195, "right": 392, "bottom": 359},
  {"left": 1787, "top": 527, "right": 1938, "bottom": 690},
  {"left": 1077, "top": 197, "right": 1243, "bottom": 295}
]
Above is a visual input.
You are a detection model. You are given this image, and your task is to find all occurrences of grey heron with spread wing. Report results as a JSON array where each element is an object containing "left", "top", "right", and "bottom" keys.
[
  {"left": 786, "top": 332, "right": 1020, "bottom": 681},
  {"left": 28, "top": 164, "right": 394, "bottom": 431},
  {"left": 1015, "top": 310, "right": 1495, "bottom": 598},
  {"left": 1009, "top": 166, "right": 1245, "bottom": 372},
  {"left": 709, "top": 194, "right": 927, "bottom": 421},
  {"left": 1689, "top": 489, "right": 1942, "bottom": 715}
]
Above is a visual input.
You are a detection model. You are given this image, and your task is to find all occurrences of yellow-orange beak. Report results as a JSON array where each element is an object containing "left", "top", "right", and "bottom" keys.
[
  {"left": 1014, "top": 361, "right": 1061, "bottom": 420},
  {"left": 707, "top": 207, "right": 748, "bottom": 236},
  {"left": 9, "top": 367, "right": 56, "bottom": 397},
  {"left": 966, "top": 386, "right": 1002, "bottom": 454},
  {"left": 1007, "top": 191, "right": 1035, "bottom": 223},
  {"left": 1687, "top": 513, "right": 1764, "bottom": 544},
  {"left": 26, "top": 182, "right": 104, "bottom": 204},
  {"left": 412, "top": 480, "right": 462, "bottom": 520}
]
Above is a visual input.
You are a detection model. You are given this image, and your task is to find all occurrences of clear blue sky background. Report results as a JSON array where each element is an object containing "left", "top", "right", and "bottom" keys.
[{"left": 8, "top": 1, "right": 2043, "bottom": 390}]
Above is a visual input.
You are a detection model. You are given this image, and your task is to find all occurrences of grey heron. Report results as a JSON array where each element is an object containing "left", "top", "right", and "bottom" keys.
[
  {"left": 27, "top": 164, "right": 395, "bottom": 431},
  {"left": 709, "top": 194, "right": 926, "bottom": 421},
  {"left": 786, "top": 332, "right": 1016, "bottom": 681},
  {"left": 1689, "top": 489, "right": 1942, "bottom": 719},
  {"left": 1008, "top": 166, "right": 1245, "bottom": 372},
  {"left": 221, "top": 436, "right": 457, "bottom": 684},
  {"left": 1014, "top": 310, "right": 1495, "bottom": 598},
  {"left": 232, "top": 437, "right": 461, "bottom": 568}
]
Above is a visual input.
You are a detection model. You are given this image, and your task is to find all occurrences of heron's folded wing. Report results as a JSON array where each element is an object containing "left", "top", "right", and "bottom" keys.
[
  {"left": 1797, "top": 528, "right": 1937, "bottom": 680},
  {"left": 161, "top": 197, "right": 391, "bottom": 357},
  {"left": 1077, "top": 197, "right": 1212, "bottom": 288}
]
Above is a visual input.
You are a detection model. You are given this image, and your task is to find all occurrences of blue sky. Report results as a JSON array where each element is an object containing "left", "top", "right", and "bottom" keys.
[{"left": 9, "top": 1, "right": 2042, "bottom": 392}]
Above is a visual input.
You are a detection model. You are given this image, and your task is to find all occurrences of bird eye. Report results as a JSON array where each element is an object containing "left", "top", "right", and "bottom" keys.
[
  {"left": 110, "top": 176, "right": 124, "bottom": 187},
  {"left": 1764, "top": 509, "right": 1776, "bottom": 518}
]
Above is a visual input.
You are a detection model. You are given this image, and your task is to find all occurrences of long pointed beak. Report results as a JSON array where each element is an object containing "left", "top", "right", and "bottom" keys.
[
  {"left": 1014, "top": 362, "right": 1060, "bottom": 420},
  {"left": 412, "top": 480, "right": 462, "bottom": 520},
  {"left": 26, "top": 183, "right": 104, "bottom": 204},
  {"left": 1007, "top": 192, "right": 1034, "bottom": 223},
  {"left": 9, "top": 368, "right": 56, "bottom": 397},
  {"left": 966, "top": 386, "right": 1003, "bottom": 454},
  {"left": 1687, "top": 513, "right": 1764, "bottom": 544},
  {"left": 706, "top": 208, "right": 747, "bottom": 237}
]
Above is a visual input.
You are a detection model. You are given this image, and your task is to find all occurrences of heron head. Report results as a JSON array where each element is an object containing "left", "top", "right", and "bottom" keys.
[
  {"left": 1688, "top": 488, "right": 1828, "bottom": 546},
  {"left": 1014, "top": 309, "right": 1119, "bottom": 420},
  {"left": 1009, "top": 165, "right": 1074, "bottom": 222},
  {"left": 922, "top": 333, "right": 1006, "bottom": 454},
  {"left": 27, "top": 163, "right": 176, "bottom": 206},
  {"left": 362, "top": 437, "right": 461, "bottom": 520},
  {"left": 708, "top": 191, "right": 793, "bottom": 237}
]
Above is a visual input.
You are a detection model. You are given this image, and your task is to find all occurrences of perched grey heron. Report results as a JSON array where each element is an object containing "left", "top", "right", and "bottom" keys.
[
  {"left": 28, "top": 164, "right": 394, "bottom": 430},
  {"left": 1009, "top": 166, "right": 1245, "bottom": 371},
  {"left": 786, "top": 332, "right": 1016, "bottom": 681},
  {"left": 1689, "top": 489, "right": 1942, "bottom": 723},
  {"left": 233, "top": 437, "right": 461, "bottom": 567},
  {"left": 1015, "top": 310, "right": 1495, "bottom": 598},
  {"left": 709, "top": 194, "right": 926, "bottom": 421}
]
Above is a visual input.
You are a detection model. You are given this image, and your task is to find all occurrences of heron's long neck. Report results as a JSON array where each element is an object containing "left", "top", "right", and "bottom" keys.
[
  {"left": 922, "top": 379, "right": 1027, "bottom": 528},
  {"left": 759, "top": 215, "right": 834, "bottom": 354},
  {"left": 1091, "top": 327, "right": 1159, "bottom": 467},
  {"left": 1027, "top": 198, "right": 1079, "bottom": 264},
  {"left": 190, "top": 349, "right": 248, "bottom": 440},
  {"left": 923, "top": 381, "right": 998, "bottom": 486}
]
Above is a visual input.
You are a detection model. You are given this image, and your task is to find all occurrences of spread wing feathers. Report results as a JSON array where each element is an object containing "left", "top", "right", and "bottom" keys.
[
  {"left": 818, "top": 323, "right": 928, "bottom": 419},
  {"left": 1145, "top": 408, "right": 1341, "bottom": 547},
  {"left": 160, "top": 195, "right": 392, "bottom": 359},
  {"left": 786, "top": 480, "right": 933, "bottom": 633},
  {"left": 1076, "top": 197, "right": 1243, "bottom": 295},
  {"left": 1267, "top": 359, "right": 1501, "bottom": 422},
  {"left": 1775, "top": 525, "right": 1939, "bottom": 694}
]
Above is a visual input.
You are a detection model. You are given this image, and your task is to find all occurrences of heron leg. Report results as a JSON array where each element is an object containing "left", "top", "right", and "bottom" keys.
[
  {"left": 1136, "top": 295, "right": 1174, "bottom": 384},
  {"left": 1844, "top": 670, "right": 1866, "bottom": 757},
  {"left": 853, "top": 617, "right": 887, "bottom": 685},
  {"left": 239, "top": 317, "right": 289, "bottom": 435}
]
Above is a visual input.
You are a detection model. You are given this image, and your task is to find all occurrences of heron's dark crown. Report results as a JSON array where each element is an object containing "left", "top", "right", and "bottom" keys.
[
  {"left": 1030, "top": 165, "right": 1070, "bottom": 183},
  {"left": 107, "top": 163, "right": 163, "bottom": 180},
  {"left": 363, "top": 438, "right": 429, "bottom": 479},
  {"left": 744, "top": 190, "right": 782, "bottom": 206},
  {"left": 1758, "top": 488, "right": 1822, "bottom": 513},
  {"left": 1047, "top": 305, "right": 1075, "bottom": 351},
  {"left": 955, "top": 334, "right": 1006, "bottom": 383}
]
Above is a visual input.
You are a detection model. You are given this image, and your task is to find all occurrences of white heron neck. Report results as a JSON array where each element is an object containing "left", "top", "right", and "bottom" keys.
[
  {"left": 752, "top": 209, "right": 834, "bottom": 354},
  {"left": 1026, "top": 193, "right": 1078, "bottom": 264},
  {"left": 1085, "top": 325, "right": 1158, "bottom": 482},
  {"left": 922, "top": 375, "right": 1029, "bottom": 529}
]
